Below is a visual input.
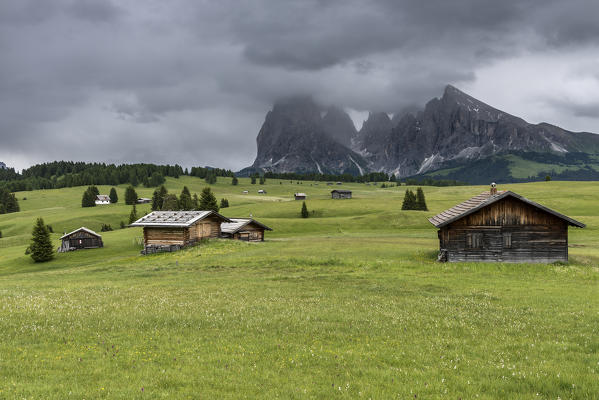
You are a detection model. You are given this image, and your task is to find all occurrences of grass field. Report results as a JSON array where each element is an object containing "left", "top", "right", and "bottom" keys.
[{"left": 0, "top": 178, "right": 597, "bottom": 398}]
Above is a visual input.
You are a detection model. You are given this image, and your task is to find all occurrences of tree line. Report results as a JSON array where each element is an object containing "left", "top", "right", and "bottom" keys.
[{"left": 0, "top": 161, "right": 234, "bottom": 192}]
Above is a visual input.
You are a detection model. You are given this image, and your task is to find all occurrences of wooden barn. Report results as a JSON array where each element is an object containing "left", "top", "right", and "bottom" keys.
[
  {"left": 59, "top": 227, "right": 103, "bottom": 252},
  {"left": 331, "top": 189, "right": 352, "bottom": 199},
  {"left": 294, "top": 193, "right": 307, "bottom": 200},
  {"left": 429, "top": 184, "right": 585, "bottom": 263},
  {"left": 220, "top": 218, "right": 272, "bottom": 241},
  {"left": 130, "top": 211, "right": 231, "bottom": 254}
]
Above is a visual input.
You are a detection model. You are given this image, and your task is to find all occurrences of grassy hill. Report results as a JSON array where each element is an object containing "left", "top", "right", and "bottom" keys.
[{"left": 0, "top": 178, "right": 598, "bottom": 398}]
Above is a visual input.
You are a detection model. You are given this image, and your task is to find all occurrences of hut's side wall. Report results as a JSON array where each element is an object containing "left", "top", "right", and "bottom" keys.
[
  {"left": 441, "top": 197, "right": 569, "bottom": 263},
  {"left": 144, "top": 227, "right": 188, "bottom": 246},
  {"left": 190, "top": 216, "right": 221, "bottom": 239}
]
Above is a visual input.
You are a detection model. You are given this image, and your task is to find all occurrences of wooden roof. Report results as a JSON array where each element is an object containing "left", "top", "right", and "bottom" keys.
[
  {"left": 429, "top": 190, "right": 585, "bottom": 228},
  {"left": 221, "top": 218, "right": 272, "bottom": 234},
  {"left": 331, "top": 189, "right": 352, "bottom": 194},
  {"left": 96, "top": 195, "right": 110, "bottom": 201},
  {"left": 60, "top": 227, "right": 102, "bottom": 239},
  {"left": 130, "top": 210, "right": 231, "bottom": 227}
]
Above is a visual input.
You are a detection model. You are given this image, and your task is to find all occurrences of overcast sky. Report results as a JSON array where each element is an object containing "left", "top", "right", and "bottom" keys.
[{"left": 2, "top": 0, "right": 599, "bottom": 171}]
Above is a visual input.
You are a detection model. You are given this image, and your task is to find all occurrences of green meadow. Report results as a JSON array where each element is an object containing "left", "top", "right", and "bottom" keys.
[{"left": 0, "top": 178, "right": 597, "bottom": 399}]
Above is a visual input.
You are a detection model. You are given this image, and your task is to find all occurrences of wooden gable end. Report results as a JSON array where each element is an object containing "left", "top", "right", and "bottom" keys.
[{"left": 449, "top": 196, "right": 567, "bottom": 228}]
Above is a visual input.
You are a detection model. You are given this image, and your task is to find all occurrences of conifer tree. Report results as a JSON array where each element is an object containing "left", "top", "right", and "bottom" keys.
[
  {"left": 220, "top": 198, "right": 229, "bottom": 208},
  {"left": 29, "top": 217, "right": 54, "bottom": 262},
  {"left": 251, "top": 175, "right": 256, "bottom": 184},
  {"left": 401, "top": 189, "right": 417, "bottom": 210},
  {"left": 232, "top": 176, "right": 238, "bottom": 186},
  {"left": 161, "top": 194, "right": 179, "bottom": 211},
  {"left": 199, "top": 187, "right": 219, "bottom": 212},
  {"left": 109, "top": 187, "right": 118, "bottom": 203},
  {"left": 301, "top": 201, "right": 309, "bottom": 218},
  {"left": 152, "top": 185, "right": 168, "bottom": 210},
  {"left": 124, "top": 185, "right": 138, "bottom": 205},
  {"left": 128, "top": 205, "right": 138, "bottom": 224},
  {"left": 179, "top": 186, "right": 193, "bottom": 210},
  {"left": 416, "top": 187, "right": 428, "bottom": 211},
  {"left": 192, "top": 193, "right": 200, "bottom": 210},
  {"left": 81, "top": 188, "right": 96, "bottom": 207},
  {"left": 259, "top": 176, "right": 265, "bottom": 184}
]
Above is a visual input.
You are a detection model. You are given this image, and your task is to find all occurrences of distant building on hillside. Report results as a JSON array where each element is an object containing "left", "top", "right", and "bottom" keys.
[
  {"left": 429, "top": 183, "right": 585, "bottom": 263},
  {"left": 137, "top": 198, "right": 151, "bottom": 204},
  {"left": 294, "top": 193, "right": 307, "bottom": 200},
  {"left": 130, "top": 210, "right": 231, "bottom": 254},
  {"left": 59, "top": 227, "right": 103, "bottom": 252},
  {"left": 95, "top": 195, "right": 110, "bottom": 205},
  {"left": 221, "top": 218, "right": 272, "bottom": 241},
  {"left": 331, "top": 189, "right": 352, "bottom": 199},
  {"left": 258, "top": 189, "right": 266, "bottom": 194}
]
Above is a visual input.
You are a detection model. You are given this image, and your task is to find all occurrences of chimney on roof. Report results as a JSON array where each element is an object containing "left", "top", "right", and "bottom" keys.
[{"left": 490, "top": 182, "right": 497, "bottom": 195}]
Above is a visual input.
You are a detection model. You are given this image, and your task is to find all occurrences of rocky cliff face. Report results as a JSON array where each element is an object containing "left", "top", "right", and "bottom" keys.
[
  {"left": 250, "top": 97, "right": 368, "bottom": 175},
  {"left": 0, "top": 162, "right": 6, "bottom": 170},
  {"left": 246, "top": 85, "right": 599, "bottom": 177}
]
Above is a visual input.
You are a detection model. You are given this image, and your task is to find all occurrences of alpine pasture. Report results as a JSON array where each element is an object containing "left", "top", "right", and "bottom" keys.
[{"left": 0, "top": 177, "right": 597, "bottom": 399}]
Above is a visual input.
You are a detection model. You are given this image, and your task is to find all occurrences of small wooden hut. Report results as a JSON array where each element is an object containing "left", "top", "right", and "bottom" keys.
[
  {"left": 130, "top": 211, "right": 231, "bottom": 254},
  {"left": 59, "top": 227, "right": 103, "bottom": 252},
  {"left": 221, "top": 218, "right": 272, "bottom": 241},
  {"left": 331, "top": 189, "right": 352, "bottom": 199},
  {"left": 294, "top": 193, "right": 307, "bottom": 200},
  {"left": 95, "top": 195, "right": 110, "bottom": 205},
  {"left": 429, "top": 184, "right": 585, "bottom": 263}
]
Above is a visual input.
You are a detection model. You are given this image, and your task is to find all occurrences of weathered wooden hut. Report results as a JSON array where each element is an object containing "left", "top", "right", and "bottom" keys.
[
  {"left": 429, "top": 184, "right": 585, "bottom": 263},
  {"left": 59, "top": 227, "right": 103, "bottom": 252},
  {"left": 294, "top": 193, "right": 307, "bottom": 200},
  {"left": 136, "top": 198, "right": 151, "bottom": 204},
  {"left": 130, "top": 211, "right": 231, "bottom": 254},
  {"left": 221, "top": 218, "right": 272, "bottom": 241},
  {"left": 331, "top": 189, "right": 352, "bottom": 199}
]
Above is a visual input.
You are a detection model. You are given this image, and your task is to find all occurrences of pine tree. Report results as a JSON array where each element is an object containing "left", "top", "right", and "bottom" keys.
[
  {"left": 232, "top": 176, "right": 238, "bottom": 186},
  {"left": 220, "top": 198, "right": 229, "bottom": 208},
  {"left": 179, "top": 186, "right": 193, "bottom": 210},
  {"left": 192, "top": 193, "right": 200, "bottom": 210},
  {"left": 124, "top": 185, "right": 138, "bottom": 205},
  {"left": 199, "top": 187, "right": 219, "bottom": 212},
  {"left": 415, "top": 187, "right": 428, "bottom": 211},
  {"left": 29, "top": 217, "right": 54, "bottom": 262},
  {"left": 152, "top": 185, "right": 168, "bottom": 210},
  {"left": 401, "top": 189, "right": 417, "bottom": 210},
  {"left": 251, "top": 175, "right": 256, "bottom": 184},
  {"left": 128, "top": 205, "right": 138, "bottom": 224},
  {"left": 109, "top": 187, "right": 118, "bottom": 203},
  {"left": 88, "top": 186, "right": 100, "bottom": 197},
  {"left": 161, "top": 194, "right": 179, "bottom": 211},
  {"left": 81, "top": 188, "right": 96, "bottom": 207},
  {"left": 301, "top": 201, "right": 309, "bottom": 218},
  {"left": 259, "top": 176, "right": 265, "bottom": 184}
]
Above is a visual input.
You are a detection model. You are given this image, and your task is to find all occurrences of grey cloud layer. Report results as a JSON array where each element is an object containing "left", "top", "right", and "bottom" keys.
[{"left": 1, "top": 0, "right": 598, "bottom": 170}]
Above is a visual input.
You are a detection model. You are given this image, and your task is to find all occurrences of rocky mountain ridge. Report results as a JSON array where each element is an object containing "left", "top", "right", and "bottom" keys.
[{"left": 245, "top": 85, "right": 599, "bottom": 179}]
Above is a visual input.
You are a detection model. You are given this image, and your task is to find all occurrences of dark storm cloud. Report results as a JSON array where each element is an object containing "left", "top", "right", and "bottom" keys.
[{"left": 0, "top": 0, "right": 598, "bottom": 171}]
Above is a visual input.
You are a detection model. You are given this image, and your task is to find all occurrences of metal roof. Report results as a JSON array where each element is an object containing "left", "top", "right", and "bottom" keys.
[
  {"left": 221, "top": 218, "right": 272, "bottom": 234},
  {"left": 60, "top": 227, "right": 102, "bottom": 239},
  {"left": 428, "top": 190, "right": 585, "bottom": 228},
  {"left": 294, "top": 193, "right": 307, "bottom": 197},
  {"left": 331, "top": 189, "right": 352, "bottom": 194},
  {"left": 130, "top": 210, "right": 231, "bottom": 227},
  {"left": 96, "top": 195, "right": 110, "bottom": 201}
]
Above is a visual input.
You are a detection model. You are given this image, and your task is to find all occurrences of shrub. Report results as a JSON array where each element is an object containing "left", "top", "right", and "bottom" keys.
[{"left": 301, "top": 201, "right": 309, "bottom": 218}]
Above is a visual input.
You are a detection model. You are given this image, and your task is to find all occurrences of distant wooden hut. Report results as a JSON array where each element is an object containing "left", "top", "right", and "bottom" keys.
[
  {"left": 258, "top": 189, "right": 267, "bottom": 194},
  {"left": 294, "top": 193, "right": 307, "bottom": 200},
  {"left": 221, "top": 218, "right": 272, "bottom": 241},
  {"left": 136, "top": 198, "right": 151, "bottom": 204},
  {"left": 331, "top": 189, "right": 352, "bottom": 199},
  {"left": 130, "top": 211, "right": 231, "bottom": 254},
  {"left": 95, "top": 195, "right": 110, "bottom": 205},
  {"left": 429, "top": 184, "right": 585, "bottom": 263},
  {"left": 59, "top": 227, "right": 103, "bottom": 252}
]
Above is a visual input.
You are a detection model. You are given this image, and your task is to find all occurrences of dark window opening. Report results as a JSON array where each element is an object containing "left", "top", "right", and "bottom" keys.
[
  {"left": 467, "top": 233, "right": 483, "bottom": 249},
  {"left": 503, "top": 232, "right": 512, "bottom": 248}
]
